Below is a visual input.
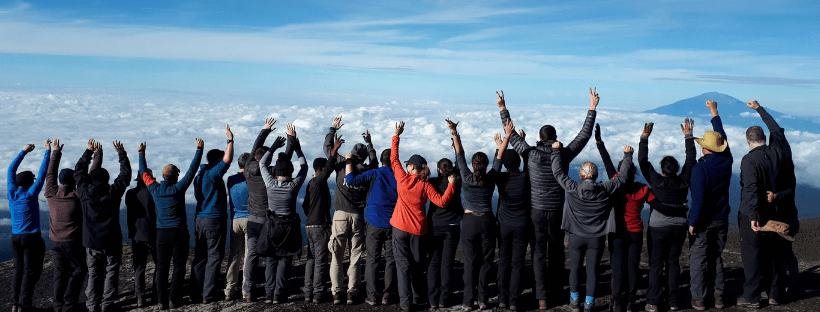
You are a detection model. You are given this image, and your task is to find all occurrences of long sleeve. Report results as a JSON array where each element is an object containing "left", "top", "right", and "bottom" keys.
[
  {"left": 28, "top": 150, "right": 50, "bottom": 197},
  {"left": 251, "top": 128, "right": 272, "bottom": 154},
  {"left": 390, "top": 136, "right": 408, "bottom": 180},
  {"left": 740, "top": 159, "right": 761, "bottom": 221},
  {"left": 679, "top": 134, "right": 697, "bottom": 181},
  {"left": 324, "top": 127, "right": 338, "bottom": 158},
  {"left": 319, "top": 156, "right": 336, "bottom": 182},
  {"left": 138, "top": 151, "right": 148, "bottom": 175},
  {"left": 638, "top": 136, "right": 661, "bottom": 186},
  {"left": 73, "top": 149, "right": 93, "bottom": 195},
  {"left": 110, "top": 151, "right": 132, "bottom": 198},
  {"left": 294, "top": 156, "right": 309, "bottom": 186},
  {"left": 346, "top": 168, "right": 378, "bottom": 186},
  {"left": 757, "top": 107, "right": 790, "bottom": 155},
  {"left": 688, "top": 165, "right": 707, "bottom": 228},
  {"left": 500, "top": 110, "right": 532, "bottom": 155},
  {"left": 601, "top": 152, "right": 631, "bottom": 194},
  {"left": 90, "top": 148, "right": 103, "bottom": 172},
  {"left": 8, "top": 151, "right": 27, "bottom": 191},
  {"left": 564, "top": 110, "right": 597, "bottom": 159},
  {"left": 596, "top": 141, "right": 617, "bottom": 179},
  {"left": 45, "top": 150, "right": 61, "bottom": 198},
  {"left": 455, "top": 149, "right": 475, "bottom": 186},
  {"left": 176, "top": 148, "right": 203, "bottom": 191},
  {"left": 366, "top": 141, "right": 378, "bottom": 170},
  {"left": 425, "top": 181, "right": 455, "bottom": 208},
  {"left": 259, "top": 149, "right": 275, "bottom": 187},
  {"left": 550, "top": 151, "right": 577, "bottom": 193},
  {"left": 710, "top": 116, "right": 731, "bottom": 156}
]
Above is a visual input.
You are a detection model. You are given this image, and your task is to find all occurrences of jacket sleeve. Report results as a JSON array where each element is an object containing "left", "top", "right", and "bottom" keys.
[
  {"left": 323, "top": 128, "right": 337, "bottom": 158},
  {"left": 565, "top": 110, "right": 597, "bottom": 160},
  {"left": 596, "top": 141, "right": 617, "bottom": 179},
  {"left": 176, "top": 148, "right": 203, "bottom": 191},
  {"left": 391, "top": 136, "right": 408, "bottom": 180},
  {"left": 491, "top": 154, "right": 503, "bottom": 173},
  {"left": 251, "top": 128, "right": 272, "bottom": 154},
  {"left": 500, "top": 110, "right": 533, "bottom": 155},
  {"left": 293, "top": 155, "right": 309, "bottom": 188},
  {"left": 73, "top": 149, "right": 93, "bottom": 197},
  {"left": 8, "top": 150, "right": 27, "bottom": 191},
  {"left": 679, "top": 134, "right": 697, "bottom": 182},
  {"left": 319, "top": 155, "right": 336, "bottom": 182},
  {"left": 28, "top": 150, "right": 51, "bottom": 197},
  {"left": 602, "top": 152, "right": 632, "bottom": 194},
  {"left": 757, "top": 107, "right": 790, "bottom": 156},
  {"left": 367, "top": 141, "right": 378, "bottom": 170},
  {"left": 638, "top": 136, "right": 661, "bottom": 186},
  {"left": 346, "top": 168, "right": 377, "bottom": 186},
  {"left": 426, "top": 181, "right": 455, "bottom": 208},
  {"left": 688, "top": 164, "right": 706, "bottom": 228},
  {"left": 45, "top": 150, "right": 60, "bottom": 198},
  {"left": 125, "top": 189, "right": 137, "bottom": 239},
  {"left": 455, "top": 149, "right": 476, "bottom": 186},
  {"left": 710, "top": 115, "right": 732, "bottom": 157},
  {"left": 90, "top": 148, "right": 103, "bottom": 172},
  {"left": 740, "top": 158, "right": 761, "bottom": 221},
  {"left": 259, "top": 148, "right": 275, "bottom": 188},
  {"left": 110, "top": 151, "right": 132, "bottom": 198},
  {"left": 550, "top": 150, "right": 578, "bottom": 193}
]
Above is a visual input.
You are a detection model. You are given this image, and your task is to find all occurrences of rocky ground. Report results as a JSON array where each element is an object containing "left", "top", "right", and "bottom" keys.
[{"left": 2, "top": 218, "right": 819, "bottom": 312}]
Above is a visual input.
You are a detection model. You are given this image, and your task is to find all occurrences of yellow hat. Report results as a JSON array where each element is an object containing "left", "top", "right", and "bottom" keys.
[{"left": 694, "top": 131, "right": 728, "bottom": 153}]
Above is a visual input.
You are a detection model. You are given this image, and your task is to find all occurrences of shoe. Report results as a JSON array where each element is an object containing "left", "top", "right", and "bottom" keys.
[
  {"left": 570, "top": 298, "right": 581, "bottom": 312},
  {"left": 243, "top": 293, "right": 252, "bottom": 303},
  {"left": 383, "top": 294, "right": 393, "bottom": 305},
  {"left": 11, "top": 305, "right": 17, "bottom": 312},
  {"left": 478, "top": 302, "right": 488, "bottom": 310},
  {"left": 499, "top": 302, "right": 507, "bottom": 309},
  {"left": 510, "top": 305, "right": 518, "bottom": 311},
  {"left": 272, "top": 294, "right": 281, "bottom": 304},
  {"left": 460, "top": 304, "right": 475, "bottom": 311},
  {"left": 691, "top": 299, "right": 705, "bottom": 311},
  {"left": 347, "top": 291, "right": 357, "bottom": 305},
  {"left": 610, "top": 303, "right": 620, "bottom": 312},
  {"left": 625, "top": 302, "right": 634, "bottom": 312},
  {"left": 539, "top": 300, "right": 548, "bottom": 310},
  {"left": 137, "top": 298, "right": 147, "bottom": 308},
  {"left": 769, "top": 298, "right": 779, "bottom": 306},
  {"left": 265, "top": 293, "right": 273, "bottom": 304},
  {"left": 333, "top": 293, "right": 343, "bottom": 305},
  {"left": 168, "top": 302, "right": 178, "bottom": 309},
  {"left": 400, "top": 306, "right": 411, "bottom": 311},
  {"left": 159, "top": 303, "right": 169, "bottom": 310},
  {"left": 584, "top": 301, "right": 594, "bottom": 312},
  {"left": 313, "top": 294, "right": 322, "bottom": 304},
  {"left": 644, "top": 304, "right": 658, "bottom": 312},
  {"left": 714, "top": 292, "right": 724, "bottom": 309},
  {"left": 737, "top": 297, "right": 761, "bottom": 309},
  {"left": 366, "top": 297, "right": 378, "bottom": 306},
  {"left": 305, "top": 294, "right": 312, "bottom": 303},
  {"left": 669, "top": 305, "right": 679, "bottom": 311}
]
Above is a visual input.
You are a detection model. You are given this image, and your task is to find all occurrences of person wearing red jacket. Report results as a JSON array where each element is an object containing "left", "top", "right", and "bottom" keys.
[{"left": 389, "top": 121, "right": 456, "bottom": 311}]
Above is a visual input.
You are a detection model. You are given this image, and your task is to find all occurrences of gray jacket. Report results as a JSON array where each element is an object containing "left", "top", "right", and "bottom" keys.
[{"left": 260, "top": 147, "right": 308, "bottom": 216}]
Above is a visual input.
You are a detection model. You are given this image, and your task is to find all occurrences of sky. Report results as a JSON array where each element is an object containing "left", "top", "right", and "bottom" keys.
[{"left": 1, "top": 0, "right": 819, "bottom": 114}]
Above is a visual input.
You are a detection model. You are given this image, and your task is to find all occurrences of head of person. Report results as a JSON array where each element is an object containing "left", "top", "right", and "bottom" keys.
[
  {"left": 90, "top": 168, "right": 110, "bottom": 185},
  {"left": 405, "top": 154, "right": 430, "bottom": 181},
  {"left": 437, "top": 158, "right": 455, "bottom": 177},
  {"left": 501, "top": 149, "right": 521, "bottom": 171},
  {"left": 695, "top": 130, "right": 728, "bottom": 156},
  {"left": 746, "top": 126, "right": 766, "bottom": 149},
  {"left": 660, "top": 156, "right": 680, "bottom": 178},
  {"left": 15, "top": 171, "right": 35, "bottom": 188},
  {"left": 135, "top": 168, "right": 152, "bottom": 186},
  {"left": 618, "top": 159, "right": 638, "bottom": 183},
  {"left": 58, "top": 168, "right": 75, "bottom": 187},
  {"left": 237, "top": 153, "right": 251, "bottom": 171},
  {"left": 539, "top": 125, "right": 557, "bottom": 142},
  {"left": 313, "top": 157, "right": 328, "bottom": 174},
  {"left": 471, "top": 152, "right": 489, "bottom": 186},
  {"left": 380, "top": 149, "right": 391, "bottom": 167},
  {"left": 579, "top": 161, "right": 598, "bottom": 181},
  {"left": 163, "top": 164, "right": 180, "bottom": 182},
  {"left": 206, "top": 149, "right": 224, "bottom": 166},
  {"left": 273, "top": 152, "right": 294, "bottom": 178},
  {"left": 254, "top": 146, "right": 269, "bottom": 162},
  {"left": 350, "top": 143, "right": 369, "bottom": 164}
]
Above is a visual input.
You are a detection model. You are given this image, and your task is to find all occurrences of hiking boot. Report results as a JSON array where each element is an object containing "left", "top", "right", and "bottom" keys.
[
  {"left": 313, "top": 293, "right": 322, "bottom": 304},
  {"left": 265, "top": 293, "right": 273, "bottom": 304},
  {"left": 243, "top": 293, "right": 252, "bottom": 303},
  {"left": 478, "top": 302, "right": 488, "bottom": 310},
  {"left": 383, "top": 293, "right": 393, "bottom": 305},
  {"left": 305, "top": 294, "right": 312, "bottom": 303},
  {"left": 625, "top": 302, "right": 634, "bottom": 312},
  {"left": 366, "top": 297, "right": 378, "bottom": 306},
  {"left": 272, "top": 294, "right": 281, "bottom": 304},
  {"left": 137, "top": 298, "right": 147, "bottom": 308},
  {"left": 584, "top": 301, "right": 595, "bottom": 312},
  {"left": 539, "top": 300, "right": 548, "bottom": 310},
  {"left": 736, "top": 297, "right": 761, "bottom": 309},
  {"left": 714, "top": 292, "right": 724, "bottom": 309},
  {"left": 159, "top": 303, "right": 169, "bottom": 310},
  {"left": 498, "top": 302, "right": 507, "bottom": 309},
  {"left": 347, "top": 291, "right": 357, "bottom": 305},
  {"left": 570, "top": 298, "right": 582, "bottom": 312},
  {"left": 644, "top": 304, "right": 658, "bottom": 312},
  {"left": 769, "top": 298, "right": 779, "bottom": 306},
  {"left": 333, "top": 292, "right": 343, "bottom": 305},
  {"left": 168, "top": 301, "right": 179, "bottom": 309},
  {"left": 510, "top": 305, "right": 518, "bottom": 311},
  {"left": 691, "top": 299, "right": 705, "bottom": 311}
]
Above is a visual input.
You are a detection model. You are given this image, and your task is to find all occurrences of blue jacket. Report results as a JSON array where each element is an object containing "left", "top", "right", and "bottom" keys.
[
  {"left": 689, "top": 116, "right": 733, "bottom": 230},
  {"left": 139, "top": 148, "right": 203, "bottom": 229},
  {"left": 346, "top": 166, "right": 397, "bottom": 229},
  {"left": 227, "top": 172, "right": 249, "bottom": 219},
  {"left": 194, "top": 161, "right": 231, "bottom": 219},
  {"left": 8, "top": 150, "right": 49, "bottom": 234}
]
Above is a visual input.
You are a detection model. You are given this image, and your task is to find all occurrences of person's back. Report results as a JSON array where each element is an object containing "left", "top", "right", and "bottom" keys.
[
  {"left": 227, "top": 172, "right": 249, "bottom": 219},
  {"left": 194, "top": 155, "right": 231, "bottom": 219},
  {"left": 126, "top": 183, "right": 157, "bottom": 242},
  {"left": 302, "top": 150, "right": 337, "bottom": 302},
  {"left": 495, "top": 159, "right": 530, "bottom": 227},
  {"left": 45, "top": 149, "right": 83, "bottom": 244}
]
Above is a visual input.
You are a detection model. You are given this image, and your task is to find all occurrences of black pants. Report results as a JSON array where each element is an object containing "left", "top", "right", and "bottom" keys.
[
  {"left": 647, "top": 225, "right": 686, "bottom": 306},
  {"left": 52, "top": 241, "right": 87, "bottom": 312},
  {"left": 365, "top": 223, "right": 396, "bottom": 300},
  {"left": 497, "top": 224, "right": 527, "bottom": 307},
  {"left": 461, "top": 212, "right": 496, "bottom": 305},
  {"left": 393, "top": 227, "right": 426, "bottom": 309},
  {"left": 11, "top": 233, "right": 45, "bottom": 308},
  {"left": 156, "top": 227, "right": 190, "bottom": 306},
  {"left": 608, "top": 231, "right": 642, "bottom": 306},
  {"left": 304, "top": 226, "right": 330, "bottom": 296},
  {"left": 738, "top": 212, "right": 781, "bottom": 303},
  {"left": 688, "top": 219, "right": 727, "bottom": 302},
  {"left": 427, "top": 224, "right": 460, "bottom": 307},
  {"left": 85, "top": 247, "right": 122, "bottom": 310},
  {"left": 191, "top": 217, "right": 226, "bottom": 301},
  {"left": 568, "top": 233, "right": 605, "bottom": 298},
  {"left": 531, "top": 209, "right": 565, "bottom": 300},
  {"left": 132, "top": 240, "right": 158, "bottom": 300}
]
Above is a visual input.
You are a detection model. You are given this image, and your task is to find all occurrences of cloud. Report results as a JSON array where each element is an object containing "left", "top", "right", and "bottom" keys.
[
  {"left": 0, "top": 218, "right": 9, "bottom": 226},
  {"left": 655, "top": 75, "right": 820, "bottom": 87}
]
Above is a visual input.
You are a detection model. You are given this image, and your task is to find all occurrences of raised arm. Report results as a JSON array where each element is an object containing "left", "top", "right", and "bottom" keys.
[
  {"left": 289, "top": 124, "right": 309, "bottom": 186},
  {"left": 90, "top": 142, "right": 103, "bottom": 172},
  {"left": 594, "top": 124, "right": 617, "bottom": 179},
  {"left": 391, "top": 121, "right": 408, "bottom": 178},
  {"left": 638, "top": 123, "right": 661, "bottom": 185},
  {"left": 549, "top": 142, "right": 578, "bottom": 193},
  {"left": 252, "top": 118, "right": 276, "bottom": 154},
  {"left": 749, "top": 101, "right": 790, "bottom": 155},
  {"left": 259, "top": 140, "right": 276, "bottom": 187},
  {"left": 224, "top": 124, "right": 235, "bottom": 164},
  {"left": 321, "top": 135, "right": 343, "bottom": 182},
  {"left": 497, "top": 91, "right": 533, "bottom": 155},
  {"left": 74, "top": 139, "right": 95, "bottom": 191},
  {"left": 563, "top": 88, "right": 599, "bottom": 158},
  {"left": 601, "top": 146, "right": 633, "bottom": 194},
  {"left": 176, "top": 139, "right": 204, "bottom": 191},
  {"left": 28, "top": 140, "right": 52, "bottom": 197},
  {"left": 45, "top": 140, "right": 63, "bottom": 198},
  {"left": 679, "top": 117, "right": 697, "bottom": 181},
  {"left": 448, "top": 118, "right": 475, "bottom": 184},
  {"left": 324, "top": 116, "right": 344, "bottom": 158},
  {"left": 110, "top": 140, "right": 132, "bottom": 197},
  {"left": 364, "top": 130, "right": 378, "bottom": 170},
  {"left": 8, "top": 146, "right": 34, "bottom": 191},
  {"left": 425, "top": 176, "right": 456, "bottom": 207}
]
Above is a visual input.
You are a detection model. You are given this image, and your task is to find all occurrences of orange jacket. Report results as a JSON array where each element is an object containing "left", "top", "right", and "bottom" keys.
[{"left": 389, "top": 136, "right": 455, "bottom": 235}]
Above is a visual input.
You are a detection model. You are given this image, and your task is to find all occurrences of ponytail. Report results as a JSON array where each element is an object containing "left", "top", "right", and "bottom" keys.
[
  {"left": 437, "top": 158, "right": 455, "bottom": 177},
  {"left": 471, "top": 152, "right": 489, "bottom": 187},
  {"left": 419, "top": 165, "right": 431, "bottom": 181}
]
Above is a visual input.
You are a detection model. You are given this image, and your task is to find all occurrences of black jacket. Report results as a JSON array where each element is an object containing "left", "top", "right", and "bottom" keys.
[
  {"left": 323, "top": 127, "right": 377, "bottom": 215},
  {"left": 500, "top": 109, "right": 596, "bottom": 211},
  {"left": 740, "top": 107, "right": 796, "bottom": 222},
  {"left": 494, "top": 153, "right": 530, "bottom": 227},
  {"left": 427, "top": 171, "right": 464, "bottom": 227},
  {"left": 126, "top": 183, "right": 156, "bottom": 242},
  {"left": 638, "top": 133, "right": 696, "bottom": 217},
  {"left": 245, "top": 128, "right": 276, "bottom": 217},
  {"left": 75, "top": 149, "right": 131, "bottom": 251},
  {"left": 303, "top": 156, "right": 336, "bottom": 226}
]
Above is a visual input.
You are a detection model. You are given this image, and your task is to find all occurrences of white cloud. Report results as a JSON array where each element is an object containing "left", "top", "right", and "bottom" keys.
[{"left": 0, "top": 218, "right": 10, "bottom": 226}]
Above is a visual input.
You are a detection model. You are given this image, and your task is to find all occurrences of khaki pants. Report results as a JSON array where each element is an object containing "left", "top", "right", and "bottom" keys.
[
  {"left": 224, "top": 217, "right": 248, "bottom": 297},
  {"left": 328, "top": 210, "right": 365, "bottom": 295}
]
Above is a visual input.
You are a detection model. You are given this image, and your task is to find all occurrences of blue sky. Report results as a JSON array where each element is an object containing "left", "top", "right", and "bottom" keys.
[{"left": 1, "top": 0, "right": 819, "bottom": 113}]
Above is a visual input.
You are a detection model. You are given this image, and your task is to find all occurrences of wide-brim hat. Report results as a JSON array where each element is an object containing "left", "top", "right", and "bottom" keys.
[{"left": 694, "top": 131, "right": 728, "bottom": 153}]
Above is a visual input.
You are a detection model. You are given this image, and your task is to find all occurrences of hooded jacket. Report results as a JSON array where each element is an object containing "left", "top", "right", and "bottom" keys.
[
  {"left": 194, "top": 160, "right": 231, "bottom": 219},
  {"left": 324, "top": 127, "right": 378, "bottom": 215},
  {"left": 75, "top": 149, "right": 131, "bottom": 250},
  {"left": 139, "top": 148, "right": 202, "bottom": 229},
  {"left": 689, "top": 117, "right": 733, "bottom": 230},
  {"left": 260, "top": 135, "right": 308, "bottom": 216},
  {"left": 346, "top": 165, "right": 398, "bottom": 229},
  {"left": 126, "top": 182, "right": 157, "bottom": 242},
  {"left": 45, "top": 150, "right": 83, "bottom": 242},
  {"left": 8, "top": 150, "right": 49, "bottom": 235},
  {"left": 500, "top": 109, "right": 596, "bottom": 211}
]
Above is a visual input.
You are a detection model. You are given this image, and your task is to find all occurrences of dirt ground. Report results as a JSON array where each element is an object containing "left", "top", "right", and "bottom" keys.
[{"left": 2, "top": 218, "right": 818, "bottom": 312}]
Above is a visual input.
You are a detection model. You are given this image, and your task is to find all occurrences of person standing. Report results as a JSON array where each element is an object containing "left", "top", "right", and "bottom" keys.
[
  {"left": 8, "top": 141, "right": 50, "bottom": 312},
  {"left": 345, "top": 142, "right": 399, "bottom": 306},
  {"left": 125, "top": 167, "right": 158, "bottom": 308},
  {"left": 497, "top": 89, "right": 599, "bottom": 309},
  {"left": 737, "top": 100, "right": 796, "bottom": 308},
  {"left": 45, "top": 139, "right": 88, "bottom": 312},
  {"left": 139, "top": 138, "right": 204, "bottom": 310},
  {"left": 191, "top": 125, "right": 234, "bottom": 303},
  {"left": 688, "top": 100, "right": 733, "bottom": 310},
  {"left": 390, "top": 121, "right": 456, "bottom": 311},
  {"left": 76, "top": 140, "right": 132, "bottom": 312},
  {"left": 224, "top": 153, "right": 251, "bottom": 301},
  {"left": 324, "top": 116, "right": 378, "bottom": 305},
  {"left": 426, "top": 157, "right": 463, "bottom": 309}
]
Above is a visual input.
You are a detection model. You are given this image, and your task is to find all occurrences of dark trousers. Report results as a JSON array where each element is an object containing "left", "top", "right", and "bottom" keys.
[
  {"left": 568, "top": 233, "right": 605, "bottom": 298},
  {"left": 304, "top": 226, "right": 330, "bottom": 296},
  {"left": 52, "top": 241, "right": 87, "bottom": 312},
  {"left": 608, "top": 231, "right": 642, "bottom": 306},
  {"left": 244, "top": 219, "right": 276, "bottom": 296},
  {"left": 156, "top": 227, "right": 189, "bottom": 306},
  {"left": 85, "top": 247, "right": 122, "bottom": 310},
  {"left": 531, "top": 209, "right": 565, "bottom": 300},
  {"left": 738, "top": 212, "right": 781, "bottom": 302},
  {"left": 688, "top": 218, "right": 727, "bottom": 301},
  {"left": 427, "top": 225, "right": 460, "bottom": 307},
  {"left": 191, "top": 217, "right": 226, "bottom": 301},
  {"left": 461, "top": 212, "right": 496, "bottom": 305},
  {"left": 132, "top": 240, "right": 158, "bottom": 300},
  {"left": 12, "top": 233, "right": 45, "bottom": 308},
  {"left": 647, "top": 225, "right": 686, "bottom": 306},
  {"left": 497, "top": 224, "right": 527, "bottom": 307},
  {"left": 365, "top": 223, "right": 396, "bottom": 300},
  {"left": 393, "top": 227, "right": 426, "bottom": 309},
  {"left": 266, "top": 256, "right": 290, "bottom": 296}
]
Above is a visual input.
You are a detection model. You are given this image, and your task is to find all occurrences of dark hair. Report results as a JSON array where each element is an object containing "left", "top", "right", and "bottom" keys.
[
  {"left": 539, "top": 125, "right": 557, "bottom": 141},
  {"left": 207, "top": 149, "right": 224, "bottom": 165},
  {"left": 380, "top": 149, "right": 391, "bottom": 166},
  {"left": 59, "top": 168, "right": 75, "bottom": 186},
  {"left": 618, "top": 159, "right": 638, "bottom": 180},
  {"left": 746, "top": 126, "right": 766, "bottom": 144},
  {"left": 254, "top": 146, "right": 269, "bottom": 162},
  {"left": 237, "top": 153, "right": 251, "bottom": 169},
  {"left": 418, "top": 164, "right": 431, "bottom": 181},
  {"left": 16, "top": 171, "right": 35, "bottom": 188},
  {"left": 437, "top": 158, "right": 455, "bottom": 176},
  {"left": 90, "top": 168, "right": 110, "bottom": 184},
  {"left": 502, "top": 150, "right": 520, "bottom": 171},
  {"left": 471, "top": 152, "right": 489, "bottom": 186},
  {"left": 660, "top": 156, "right": 680, "bottom": 177},
  {"left": 273, "top": 153, "right": 294, "bottom": 177},
  {"left": 313, "top": 157, "right": 328, "bottom": 172}
]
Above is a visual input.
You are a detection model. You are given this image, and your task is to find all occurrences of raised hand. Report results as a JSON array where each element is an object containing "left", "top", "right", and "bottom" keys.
[
  {"left": 448, "top": 173, "right": 457, "bottom": 184},
  {"left": 747, "top": 100, "right": 760, "bottom": 110},
  {"left": 445, "top": 118, "right": 459, "bottom": 133},
  {"left": 286, "top": 124, "right": 297, "bottom": 137},
  {"left": 362, "top": 130, "right": 371, "bottom": 144},
  {"left": 589, "top": 87, "right": 600, "bottom": 110},
  {"left": 53, "top": 139, "right": 63, "bottom": 152},
  {"left": 331, "top": 116, "right": 344, "bottom": 130},
  {"left": 394, "top": 121, "right": 405, "bottom": 136},
  {"left": 594, "top": 123, "right": 602, "bottom": 143},
  {"left": 518, "top": 129, "right": 526, "bottom": 139},
  {"left": 494, "top": 133, "right": 504, "bottom": 149},
  {"left": 333, "top": 134, "right": 345, "bottom": 154},
  {"left": 624, "top": 145, "right": 634, "bottom": 153},
  {"left": 196, "top": 138, "right": 204, "bottom": 149},
  {"left": 706, "top": 100, "right": 719, "bottom": 117},
  {"left": 552, "top": 141, "right": 563, "bottom": 149},
  {"left": 138, "top": 142, "right": 146, "bottom": 152},
  {"left": 24, "top": 144, "right": 35, "bottom": 152},
  {"left": 226, "top": 124, "right": 234, "bottom": 140},
  {"left": 271, "top": 136, "right": 286, "bottom": 150},
  {"left": 93, "top": 141, "right": 102, "bottom": 153},
  {"left": 263, "top": 118, "right": 277, "bottom": 131},
  {"left": 642, "top": 122, "right": 654, "bottom": 137},
  {"left": 496, "top": 90, "right": 506, "bottom": 109},
  {"left": 503, "top": 119, "right": 515, "bottom": 137},
  {"left": 87, "top": 139, "right": 96, "bottom": 151},
  {"left": 45, "top": 139, "right": 52, "bottom": 151},
  {"left": 680, "top": 118, "right": 694, "bottom": 136},
  {"left": 113, "top": 140, "right": 125, "bottom": 153}
]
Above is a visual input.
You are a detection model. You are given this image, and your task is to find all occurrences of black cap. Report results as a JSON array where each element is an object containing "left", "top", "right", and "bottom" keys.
[{"left": 405, "top": 154, "right": 427, "bottom": 168}]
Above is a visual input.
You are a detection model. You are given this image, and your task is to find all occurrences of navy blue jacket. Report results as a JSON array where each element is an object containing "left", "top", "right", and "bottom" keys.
[
  {"left": 689, "top": 116, "right": 733, "bottom": 230},
  {"left": 346, "top": 165, "right": 398, "bottom": 229},
  {"left": 194, "top": 161, "right": 231, "bottom": 219},
  {"left": 139, "top": 148, "right": 202, "bottom": 229}
]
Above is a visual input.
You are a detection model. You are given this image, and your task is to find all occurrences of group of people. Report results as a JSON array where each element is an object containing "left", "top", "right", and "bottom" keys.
[{"left": 7, "top": 88, "right": 799, "bottom": 312}]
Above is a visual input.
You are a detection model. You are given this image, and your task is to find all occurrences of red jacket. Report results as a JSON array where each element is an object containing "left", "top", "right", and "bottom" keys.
[
  {"left": 389, "top": 136, "right": 455, "bottom": 235},
  {"left": 611, "top": 175, "right": 655, "bottom": 232}
]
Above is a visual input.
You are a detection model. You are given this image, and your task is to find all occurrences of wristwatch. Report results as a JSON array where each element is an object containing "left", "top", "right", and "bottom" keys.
[{"left": 227, "top": 139, "right": 234, "bottom": 144}]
